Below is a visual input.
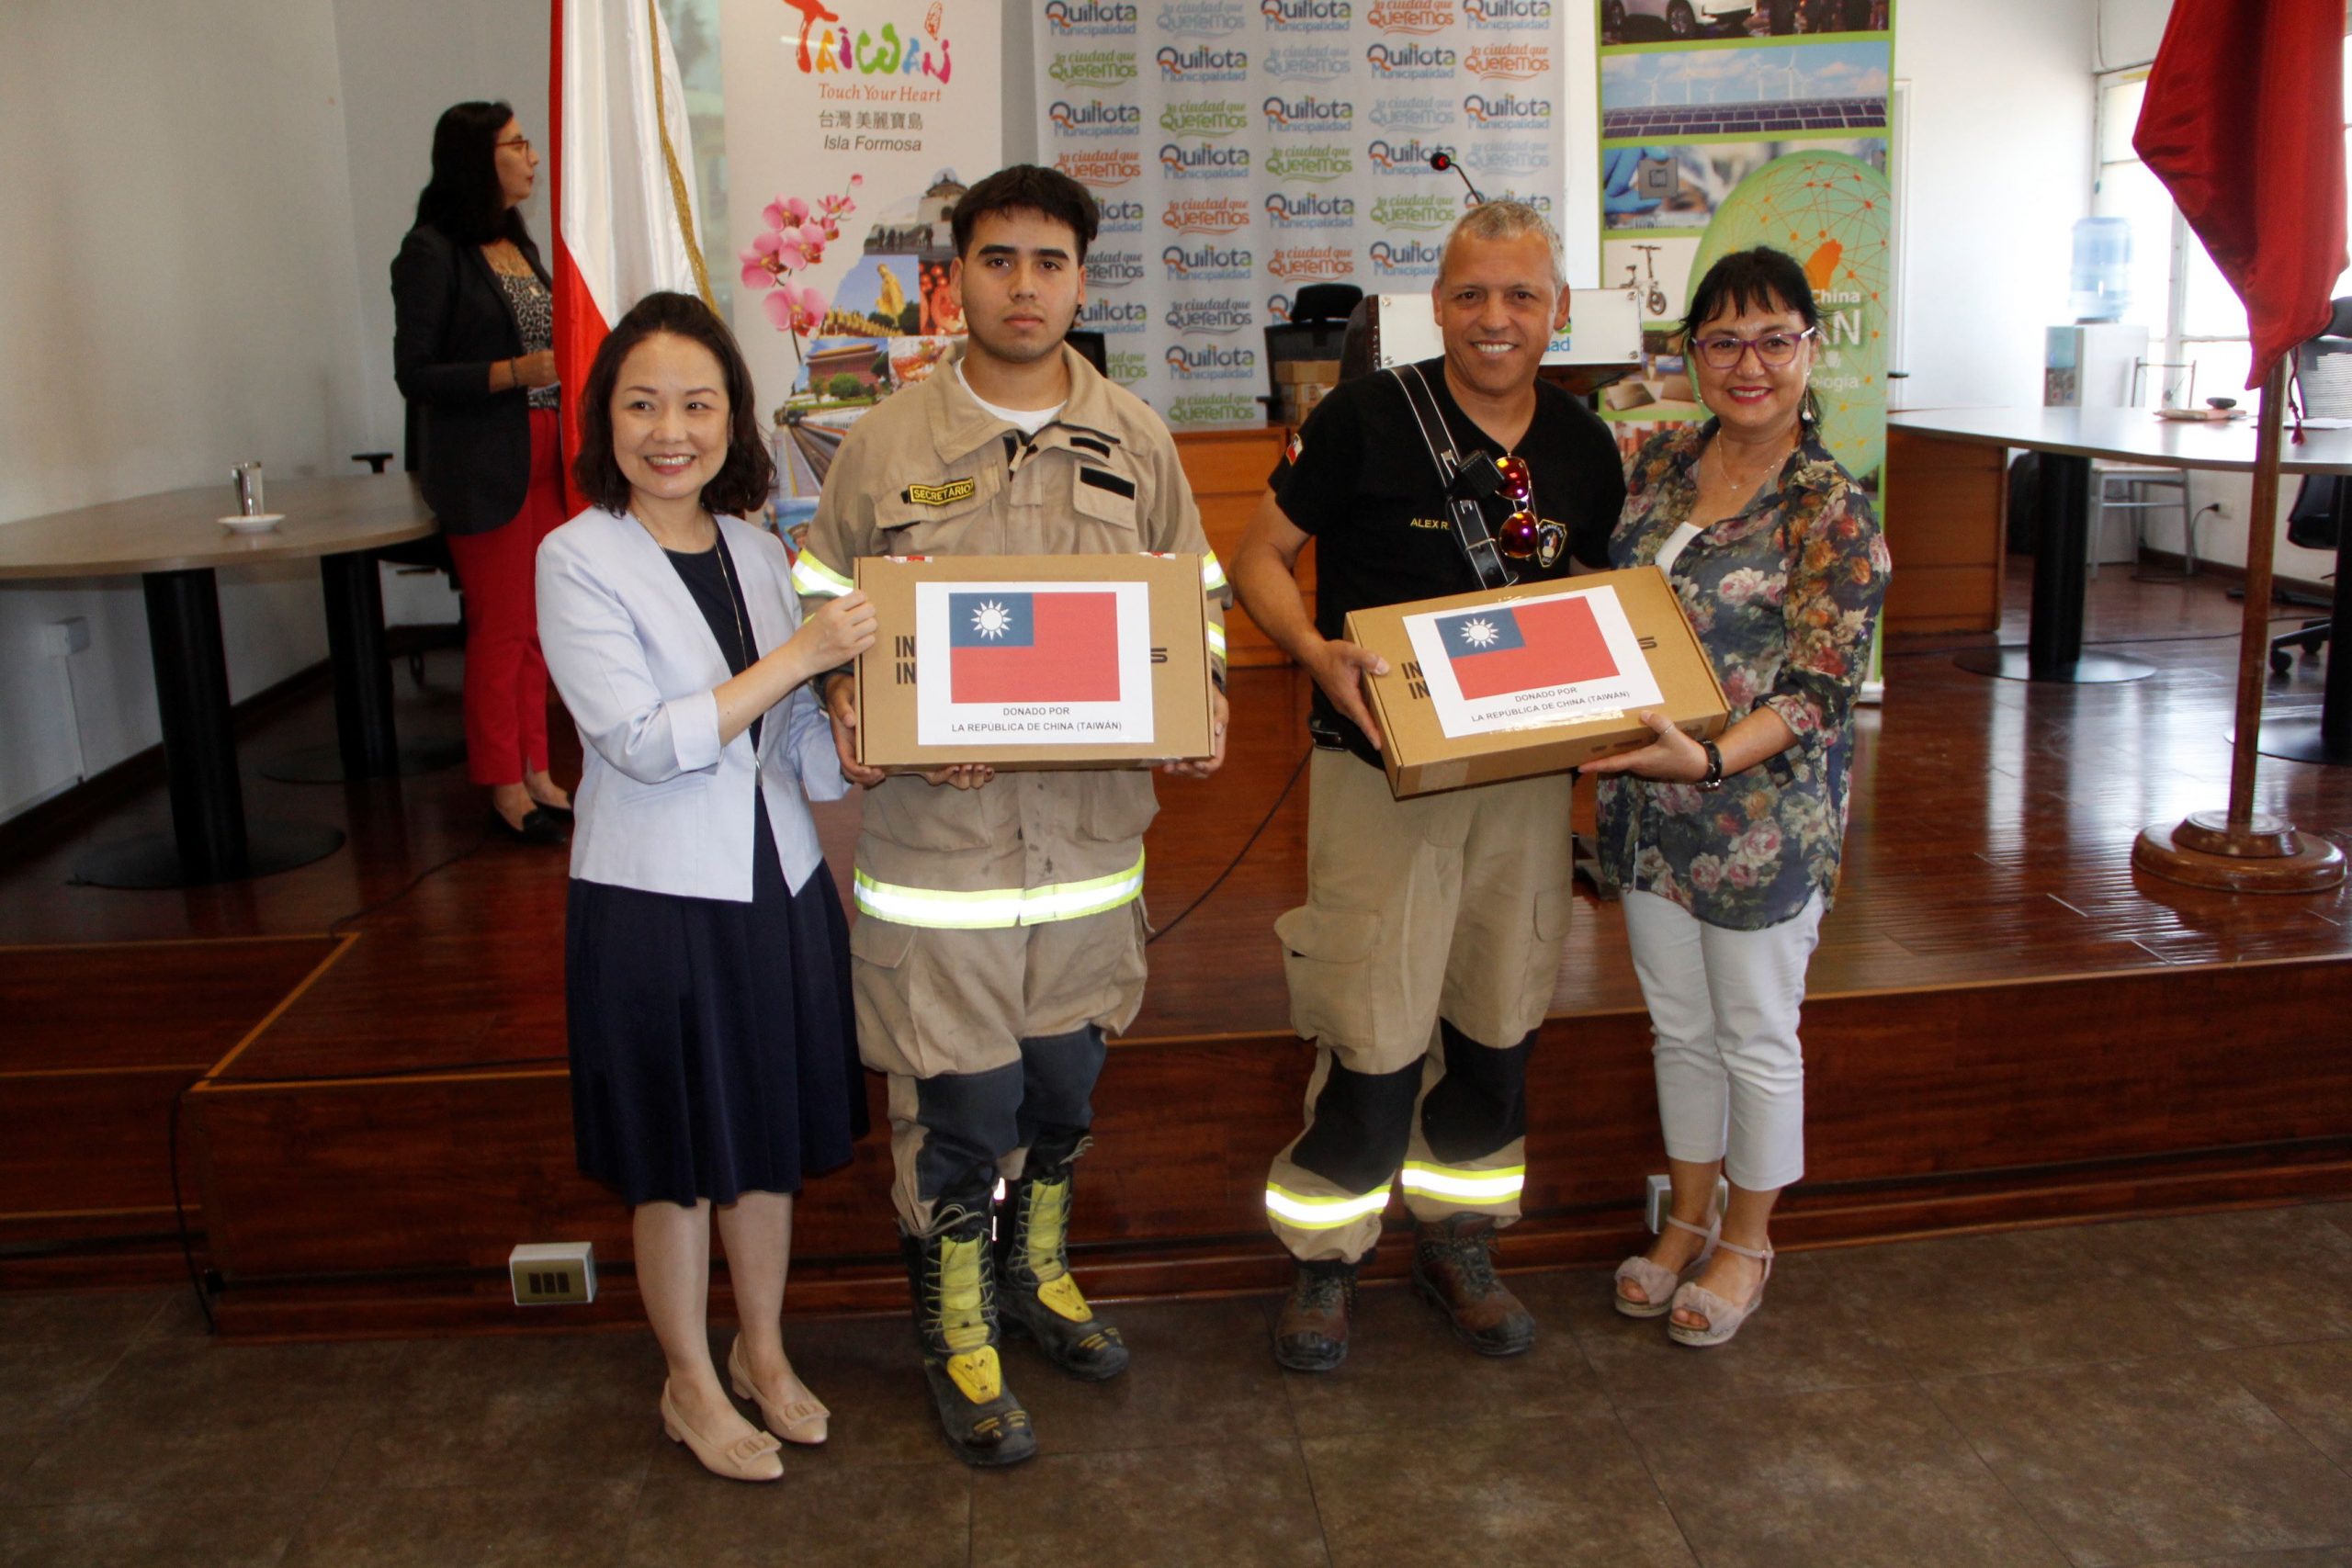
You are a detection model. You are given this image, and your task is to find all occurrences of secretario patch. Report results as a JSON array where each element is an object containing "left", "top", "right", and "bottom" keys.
[{"left": 902, "top": 479, "right": 978, "bottom": 507}]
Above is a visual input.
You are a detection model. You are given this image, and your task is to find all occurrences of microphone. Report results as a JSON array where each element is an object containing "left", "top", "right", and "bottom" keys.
[{"left": 1429, "top": 151, "right": 1483, "bottom": 206}]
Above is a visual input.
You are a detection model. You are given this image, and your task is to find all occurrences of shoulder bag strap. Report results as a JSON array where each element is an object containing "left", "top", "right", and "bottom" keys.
[{"left": 1386, "top": 364, "right": 1516, "bottom": 589}]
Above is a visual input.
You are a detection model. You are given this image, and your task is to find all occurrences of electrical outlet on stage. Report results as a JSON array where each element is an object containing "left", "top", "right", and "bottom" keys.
[
  {"left": 1643, "top": 1174, "right": 1731, "bottom": 1234},
  {"left": 509, "top": 1242, "right": 596, "bottom": 1305}
]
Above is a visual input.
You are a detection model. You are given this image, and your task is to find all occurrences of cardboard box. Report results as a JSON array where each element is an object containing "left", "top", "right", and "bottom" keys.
[
  {"left": 1346, "top": 566, "right": 1730, "bottom": 799},
  {"left": 854, "top": 553, "right": 1216, "bottom": 771}
]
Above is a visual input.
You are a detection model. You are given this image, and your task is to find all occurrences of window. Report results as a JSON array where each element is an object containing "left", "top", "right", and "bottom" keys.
[{"left": 2091, "top": 35, "right": 2352, "bottom": 405}]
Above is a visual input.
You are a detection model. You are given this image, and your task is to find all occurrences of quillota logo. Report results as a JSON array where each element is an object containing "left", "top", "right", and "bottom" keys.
[
  {"left": 1483, "top": 186, "right": 1555, "bottom": 216},
  {"left": 1371, "top": 193, "right": 1459, "bottom": 230},
  {"left": 1159, "top": 141, "right": 1251, "bottom": 178},
  {"left": 1263, "top": 42, "right": 1351, "bottom": 78},
  {"left": 1085, "top": 249, "right": 1147, "bottom": 287},
  {"left": 1161, "top": 243, "right": 1256, "bottom": 279},
  {"left": 1371, "top": 95, "right": 1456, "bottom": 130},
  {"left": 1465, "top": 42, "right": 1547, "bottom": 78},
  {"left": 1080, "top": 298, "right": 1152, "bottom": 332},
  {"left": 1365, "top": 40, "right": 1457, "bottom": 77},
  {"left": 1156, "top": 44, "right": 1250, "bottom": 78},
  {"left": 1367, "top": 0, "right": 1453, "bottom": 32},
  {"left": 1105, "top": 350, "right": 1149, "bottom": 385},
  {"left": 1049, "top": 50, "right": 1139, "bottom": 84},
  {"left": 1259, "top": 0, "right": 1352, "bottom": 30},
  {"left": 1261, "top": 94, "right": 1353, "bottom": 130},
  {"left": 1268, "top": 245, "right": 1353, "bottom": 279},
  {"left": 1263, "top": 143, "right": 1353, "bottom": 181},
  {"left": 1044, "top": 0, "right": 1142, "bottom": 33},
  {"left": 1051, "top": 99, "right": 1145, "bottom": 135},
  {"left": 1157, "top": 0, "right": 1248, "bottom": 33},
  {"left": 1164, "top": 297, "right": 1256, "bottom": 333},
  {"left": 1170, "top": 392, "right": 1263, "bottom": 423},
  {"left": 1098, "top": 197, "right": 1147, "bottom": 231},
  {"left": 1162, "top": 197, "right": 1253, "bottom": 234},
  {"left": 1464, "top": 0, "right": 1550, "bottom": 23},
  {"left": 1056, "top": 148, "right": 1144, "bottom": 186},
  {"left": 1370, "top": 238, "right": 1444, "bottom": 275},
  {"left": 1468, "top": 139, "right": 1548, "bottom": 175},
  {"left": 1365, "top": 135, "right": 1455, "bottom": 173},
  {"left": 1165, "top": 343, "right": 1259, "bottom": 378},
  {"left": 1264, "top": 190, "right": 1356, "bottom": 226},
  {"left": 1463, "top": 92, "right": 1551, "bottom": 128},
  {"left": 1160, "top": 100, "right": 1250, "bottom": 137},
  {"left": 1265, "top": 292, "right": 1294, "bottom": 322}
]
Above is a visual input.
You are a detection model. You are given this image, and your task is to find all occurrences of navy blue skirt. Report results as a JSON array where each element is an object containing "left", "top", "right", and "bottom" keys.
[{"left": 564, "top": 805, "right": 866, "bottom": 1207}]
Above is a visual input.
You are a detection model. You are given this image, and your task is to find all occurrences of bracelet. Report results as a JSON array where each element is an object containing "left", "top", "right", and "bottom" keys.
[{"left": 1696, "top": 739, "right": 1724, "bottom": 792}]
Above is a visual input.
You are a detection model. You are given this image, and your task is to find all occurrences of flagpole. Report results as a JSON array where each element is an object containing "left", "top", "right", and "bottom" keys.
[{"left": 2133, "top": 358, "right": 2344, "bottom": 892}]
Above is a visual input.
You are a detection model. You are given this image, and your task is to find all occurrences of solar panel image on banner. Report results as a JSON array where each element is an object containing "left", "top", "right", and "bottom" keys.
[{"left": 1602, "top": 96, "right": 1888, "bottom": 139}]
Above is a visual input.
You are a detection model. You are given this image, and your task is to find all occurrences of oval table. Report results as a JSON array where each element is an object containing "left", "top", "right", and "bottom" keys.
[{"left": 0, "top": 475, "right": 442, "bottom": 887}]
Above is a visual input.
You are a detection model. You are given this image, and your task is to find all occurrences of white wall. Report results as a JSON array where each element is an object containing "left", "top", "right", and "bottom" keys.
[{"left": 0, "top": 0, "right": 374, "bottom": 818}]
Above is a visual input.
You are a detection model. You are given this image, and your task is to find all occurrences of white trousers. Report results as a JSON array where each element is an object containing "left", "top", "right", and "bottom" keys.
[{"left": 1622, "top": 887, "right": 1825, "bottom": 1192}]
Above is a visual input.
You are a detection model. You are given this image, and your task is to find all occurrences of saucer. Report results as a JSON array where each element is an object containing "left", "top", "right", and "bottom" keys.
[{"left": 220, "top": 513, "right": 285, "bottom": 533}]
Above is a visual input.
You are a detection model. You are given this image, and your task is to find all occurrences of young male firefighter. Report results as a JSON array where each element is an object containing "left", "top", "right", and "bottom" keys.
[{"left": 794, "top": 164, "right": 1231, "bottom": 1465}]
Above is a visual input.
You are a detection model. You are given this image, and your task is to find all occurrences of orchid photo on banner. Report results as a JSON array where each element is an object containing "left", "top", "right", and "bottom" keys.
[{"left": 740, "top": 175, "right": 863, "bottom": 360}]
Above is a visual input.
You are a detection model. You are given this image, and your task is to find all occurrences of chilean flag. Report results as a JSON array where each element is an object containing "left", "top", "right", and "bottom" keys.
[
  {"left": 1436, "top": 597, "right": 1618, "bottom": 701},
  {"left": 551, "top": 0, "right": 712, "bottom": 508},
  {"left": 948, "top": 592, "right": 1124, "bottom": 704}
]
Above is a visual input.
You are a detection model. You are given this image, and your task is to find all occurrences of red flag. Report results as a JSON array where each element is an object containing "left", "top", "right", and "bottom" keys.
[
  {"left": 947, "top": 592, "right": 1123, "bottom": 704},
  {"left": 1435, "top": 597, "right": 1618, "bottom": 702},
  {"left": 2132, "top": 0, "right": 2346, "bottom": 387}
]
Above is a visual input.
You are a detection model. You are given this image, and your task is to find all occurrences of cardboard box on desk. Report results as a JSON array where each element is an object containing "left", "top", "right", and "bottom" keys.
[
  {"left": 1347, "top": 566, "right": 1730, "bottom": 799},
  {"left": 854, "top": 553, "right": 1216, "bottom": 772}
]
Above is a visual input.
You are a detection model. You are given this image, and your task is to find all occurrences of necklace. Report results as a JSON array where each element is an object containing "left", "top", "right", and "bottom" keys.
[
  {"left": 1706, "top": 434, "right": 1792, "bottom": 493},
  {"left": 709, "top": 527, "right": 752, "bottom": 669}
]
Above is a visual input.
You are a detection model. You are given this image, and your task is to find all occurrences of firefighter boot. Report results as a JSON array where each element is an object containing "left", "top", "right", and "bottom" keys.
[
  {"left": 996, "top": 1166, "right": 1129, "bottom": 1381},
  {"left": 901, "top": 1214, "right": 1035, "bottom": 1467},
  {"left": 1272, "top": 1257, "right": 1359, "bottom": 1372},
  {"left": 1411, "top": 1214, "right": 1536, "bottom": 1357}
]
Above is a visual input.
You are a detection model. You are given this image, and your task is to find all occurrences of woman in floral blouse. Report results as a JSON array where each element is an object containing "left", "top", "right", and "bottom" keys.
[{"left": 1585, "top": 246, "right": 1890, "bottom": 1348}]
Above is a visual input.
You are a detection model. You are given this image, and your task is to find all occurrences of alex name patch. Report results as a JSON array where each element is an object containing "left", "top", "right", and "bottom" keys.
[{"left": 902, "top": 479, "right": 978, "bottom": 507}]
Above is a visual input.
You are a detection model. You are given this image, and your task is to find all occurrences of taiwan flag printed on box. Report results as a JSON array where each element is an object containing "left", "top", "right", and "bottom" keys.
[
  {"left": 1433, "top": 597, "right": 1618, "bottom": 701},
  {"left": 947, "top": 590, "right": 1123, "bottom": 703}
]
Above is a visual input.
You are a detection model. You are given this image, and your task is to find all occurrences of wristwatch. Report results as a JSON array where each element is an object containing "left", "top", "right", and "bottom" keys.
[{"left": 1696, "top": 739, "right": 1724, "bottom": 792}]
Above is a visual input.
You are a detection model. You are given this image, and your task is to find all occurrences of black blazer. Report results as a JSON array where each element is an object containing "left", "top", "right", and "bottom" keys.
[{"left": 390, "top": 222, "right": 550, "bottom": 536}]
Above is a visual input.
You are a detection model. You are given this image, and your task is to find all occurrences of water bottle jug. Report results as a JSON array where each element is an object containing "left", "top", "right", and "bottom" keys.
[{"left": 2069, "top": 216, "right": 2132, "bottom": 322}]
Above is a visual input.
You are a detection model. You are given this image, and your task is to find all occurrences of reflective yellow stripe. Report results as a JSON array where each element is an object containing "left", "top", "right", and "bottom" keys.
[
  {"left": 853, "top": 851, "right": 1145, "bottom": 930},
  {"left": 1206, "top": 622, "right": 1227, "bottom": 660},
  {"left": 1265, "top": 1181, "right": 1391, "bottom": 1229},
  {"left": 791, "top": 548, "right": 854, "bottom": 598},
  {"left": 1399, "top": 1162, "right": 1526, "bottom": 1202},
  {"left": 1199, "top": 549, "right": 1228, "bottom": 593}
]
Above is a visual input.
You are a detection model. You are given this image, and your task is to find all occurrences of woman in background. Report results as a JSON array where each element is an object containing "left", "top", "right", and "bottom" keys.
[
  {"left": 538, "top": 292, "right": 877, "bottom": 1480},
  {"left": 1590, "top": 246, "right": 1889, "bottom": 1348},
  {"left": 392, "top": 99, "right": 571, "bottom": 842}
]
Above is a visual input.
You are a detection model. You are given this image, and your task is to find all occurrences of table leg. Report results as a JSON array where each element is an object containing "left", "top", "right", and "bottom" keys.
[
  {"left": 71, "top": 570, "right": 344, "bottom": 889},
  {"left": 1954, "top": 449, "right": 2154, "bottom": 683},
  {"left": 260, "top": 553, "right": 464, "bottom": 784},
  {"left": 2257, "top": 476, "right": 2352, "bottom": 764}
]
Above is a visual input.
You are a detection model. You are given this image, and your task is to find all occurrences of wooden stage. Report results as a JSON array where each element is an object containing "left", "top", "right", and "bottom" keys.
[{"left": 4, "top": 563, "right": 2349, "bottom": 1337}]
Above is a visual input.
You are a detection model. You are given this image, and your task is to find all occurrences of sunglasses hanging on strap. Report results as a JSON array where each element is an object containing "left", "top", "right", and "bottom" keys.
[{"left": 1385, "top": 363, "right": 1564, "bottom": 587}]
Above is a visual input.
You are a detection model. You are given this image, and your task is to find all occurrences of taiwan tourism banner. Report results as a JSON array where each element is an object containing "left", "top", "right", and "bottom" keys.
[
  {"left": 1592, "top": 3, "right": 1894, "bottom": 498},
  {"left": 1035, "top": 0, "right": 1573, "bottom": 428},
  {"left": 667, "top": 0, "right": 1003, "bottom": 529}
]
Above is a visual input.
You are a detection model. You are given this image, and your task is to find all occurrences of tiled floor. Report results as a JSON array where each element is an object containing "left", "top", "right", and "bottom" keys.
[{"left": 6, "top": 1204, "right": 2352, "bottom": 1567}]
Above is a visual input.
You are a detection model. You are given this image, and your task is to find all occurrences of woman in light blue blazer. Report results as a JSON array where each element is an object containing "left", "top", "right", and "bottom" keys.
[{"left": 537, "top": 292, "right": 877, "bottom": 1483}]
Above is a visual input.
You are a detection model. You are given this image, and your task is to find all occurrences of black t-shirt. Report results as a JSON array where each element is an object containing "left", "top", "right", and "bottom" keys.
[{"left": 1270, "top": 357, "right": 1625, "bottom": 764}]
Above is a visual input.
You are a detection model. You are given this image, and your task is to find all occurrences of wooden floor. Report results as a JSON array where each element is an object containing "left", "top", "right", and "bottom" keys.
[{"left": 5, "top": 560, "right": 2349, "bottom": 1332}]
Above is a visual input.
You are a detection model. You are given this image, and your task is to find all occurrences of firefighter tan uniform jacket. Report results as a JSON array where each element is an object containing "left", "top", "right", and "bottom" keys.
[{"left": 794, "top": 344, "right": 1229, "bottom": 1232}]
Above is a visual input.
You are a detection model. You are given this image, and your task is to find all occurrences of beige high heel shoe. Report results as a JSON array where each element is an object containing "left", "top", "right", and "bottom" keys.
[
  {"left": 1614, "top": 1213, "right": 1719, "bottom": 1320},
  {"left": 729, "top": 1337, "right": 831, "bottom": 1447},
  {"left": 660, "top": 1380, "right": 783, "bottom": 1482},
  {"left": 1667, "top": 1237, "right": 1774, "bottom": 1348}
]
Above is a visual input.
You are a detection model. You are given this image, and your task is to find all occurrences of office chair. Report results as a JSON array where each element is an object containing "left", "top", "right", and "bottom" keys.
[
  {"left": 1261, "top": 283, "right": 1363, "bottom": 424},
  {"left": 2270, "top": 300, "right": 2352, "bottom": 675}
]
